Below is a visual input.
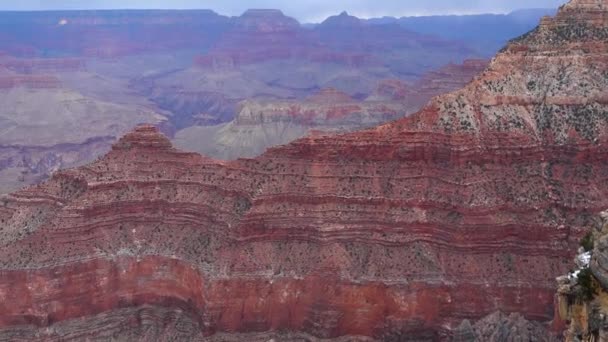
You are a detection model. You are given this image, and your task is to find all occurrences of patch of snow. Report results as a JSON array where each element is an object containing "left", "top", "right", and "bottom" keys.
[
  {"left": 568, "top": 269, "right": 581, "bottom": 280},
  {"left": 577, "top": 251, "right": 591, "bottom": 267}
]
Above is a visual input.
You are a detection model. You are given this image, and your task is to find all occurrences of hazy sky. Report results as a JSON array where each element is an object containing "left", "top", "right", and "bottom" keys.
[{"left": 0, "top": 0, "right": 567, "bottom": 22}]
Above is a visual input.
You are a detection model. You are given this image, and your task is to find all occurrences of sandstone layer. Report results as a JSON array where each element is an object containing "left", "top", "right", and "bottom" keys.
[{"left": 1, "top": 0, "right": 607, "bottom": 340}]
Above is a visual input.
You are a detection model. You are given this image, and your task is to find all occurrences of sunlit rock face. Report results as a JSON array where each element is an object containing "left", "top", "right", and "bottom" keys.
[{"left": 0, "top": 0, "right": 608, "bottom": 340}]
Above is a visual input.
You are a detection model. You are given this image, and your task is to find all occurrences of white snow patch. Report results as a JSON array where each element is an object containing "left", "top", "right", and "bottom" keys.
[
  {"left": 568, "top": 269, "right": 581, "bottom": 280},
  {"left": 578, "top": 251, "right": 591, "bottom": 267}
]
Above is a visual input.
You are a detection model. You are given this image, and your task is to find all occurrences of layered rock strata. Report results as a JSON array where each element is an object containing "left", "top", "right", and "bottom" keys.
[
  {"left": 174, "top": 61, "right": 487, "bottom": 160},
  {"left": 1, "top": 0, "right": 607, "bottom": 340},
  {"left": 173, "top": 88, "right": 406, "bottom": 159}
]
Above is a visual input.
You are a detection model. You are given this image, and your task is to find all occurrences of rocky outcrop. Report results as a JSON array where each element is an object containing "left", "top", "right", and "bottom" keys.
[
  {"left": 319, "top": 11, "right": 365, "bottom": 29},
  {"left": 558, "top": 209, "right": 608, "bottom": 341},
  {"left": 452, "top": 312, "right": 556, "bottom": 341},
  {"left": 193, "top": 9, "right": 316, "bottom": 68},
  {"left": 1, "top": 0, "right": 608, "bottom": 340}
]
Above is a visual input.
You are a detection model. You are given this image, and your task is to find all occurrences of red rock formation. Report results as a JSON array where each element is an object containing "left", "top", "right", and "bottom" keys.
[
  {"left": 0, "top": 126, "right": 564, "bottom": 340},
  {"left": 1, "top": 0, "right": 607, "bottom": 340}
]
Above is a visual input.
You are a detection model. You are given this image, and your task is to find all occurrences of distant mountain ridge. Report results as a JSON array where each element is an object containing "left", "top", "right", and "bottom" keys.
[
  {"left": 365, "top": 8, "right": 558, "bottom": 55},
  {"left": 0, "top": 7, "right": 556, "bottom": 57}
]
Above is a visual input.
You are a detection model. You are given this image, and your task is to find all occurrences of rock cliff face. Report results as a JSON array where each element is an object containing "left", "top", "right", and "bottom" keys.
[
  {"left": 452, "top": 311, "right": 558, "bottom": 341},
  {"left": 1, "top": 1, "right": 607, "bottom": 341},
  {"left": 556, "top": 210, "right": 608, "bottom": 342}
]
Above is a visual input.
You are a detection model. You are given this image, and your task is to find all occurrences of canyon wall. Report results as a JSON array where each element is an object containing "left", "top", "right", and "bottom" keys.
[{"left": 0, "top": 0, "right": 607, "bottom": 340}]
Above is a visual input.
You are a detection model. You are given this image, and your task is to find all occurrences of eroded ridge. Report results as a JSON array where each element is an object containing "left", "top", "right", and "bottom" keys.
[{"left": 1, "top": 0, "right": 608, "bottom": 340}]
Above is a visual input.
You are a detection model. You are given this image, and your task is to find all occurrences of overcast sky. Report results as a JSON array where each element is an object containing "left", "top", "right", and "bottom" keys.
[{"left": 0, "top": 0, "right": 567, "bottom": 23}]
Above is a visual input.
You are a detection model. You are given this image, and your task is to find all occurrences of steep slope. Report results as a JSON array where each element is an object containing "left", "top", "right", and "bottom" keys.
[{"left": 0, "top": 0, "right": 607, "bottom": 341}]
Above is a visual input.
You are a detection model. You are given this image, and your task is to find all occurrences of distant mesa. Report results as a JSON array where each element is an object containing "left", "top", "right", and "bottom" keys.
[
  {"left": 112, "top": 124, "right": 174, "bottom": 151},
  {"left": 319, "top": 11, "right": 364, "bottom": 28},
  {"left": 235, "top": 9, "right": 301, "bottom": 32}
]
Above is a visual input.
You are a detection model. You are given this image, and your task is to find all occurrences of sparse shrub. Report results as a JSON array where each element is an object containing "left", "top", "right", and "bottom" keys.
[
  {"left": 581, "top": 232, "right": 594, "bottom": 252},
  {"left": 576, "top": 268, "right": 596, "bottom": 301}
]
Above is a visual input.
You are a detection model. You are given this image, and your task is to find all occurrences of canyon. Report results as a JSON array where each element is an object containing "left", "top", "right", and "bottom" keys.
[
  {"left": 0, "top": 8, "right": 548, "bottom": 194},
  {"left": 0, "top": 0, "right": 606, "bottom": 340},
  {"left": 174, "top": 60, "right": 488, "bottom": 160}
]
